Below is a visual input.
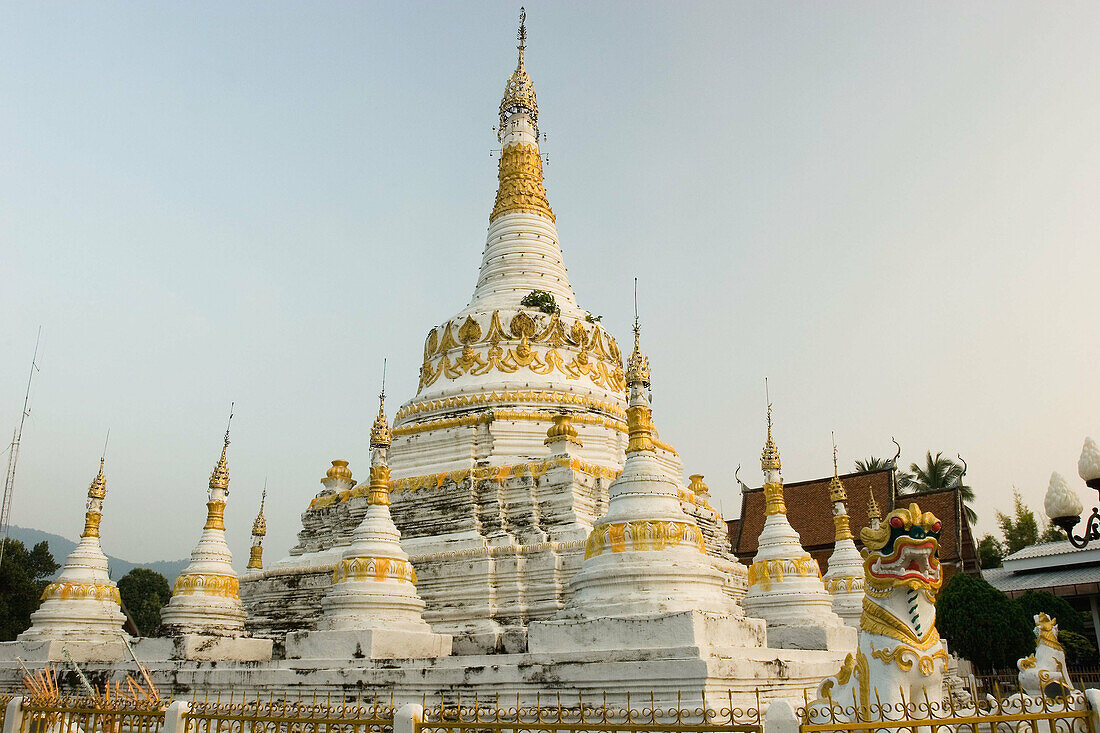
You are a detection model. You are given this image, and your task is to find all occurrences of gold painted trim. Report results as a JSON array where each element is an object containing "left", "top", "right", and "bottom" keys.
[
  {"left": 746, "top": 556, "right": 820, "bottom": 590},
  {"left": 763, "top": 481, "right": 786, "bottom": 516},
  {"left": 395, "top": 389, "right": 626, "bottom": 423},
  {"left": 490, "top": 143, "right": 554, "bottom": 222},
  {"left": 392, "top": 408, "right": 626, "bottom": 438},
  {"left": 584, "top": 520, "right": 706, "bottom": 559},
  {"left": 333, "top": 555, "right": 417, "bottom": 585},
  {"left": 870, "top": 642, "right": 948, "bottom": 676},
  {"left": 172, "top": 572, "right": 240, "bottom": 599},
  {"left": 40, "top": 582, "right": 121, "bottom": 605},
  {"left": 860, "top": 597, "right": 941, "bottom": 651},
  {"left": 204, "top": 500, "right": 226, "bottom": 530}
]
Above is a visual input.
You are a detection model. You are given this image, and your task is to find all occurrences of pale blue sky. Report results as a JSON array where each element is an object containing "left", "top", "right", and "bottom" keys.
[{"left": 2, "top": 2, "right": 1097, "bottom": 568}]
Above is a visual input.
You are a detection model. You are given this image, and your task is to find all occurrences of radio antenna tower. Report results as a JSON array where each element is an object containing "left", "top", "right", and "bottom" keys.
[{"left": 0, "top": 327, "right": 43, "bottom": 567}]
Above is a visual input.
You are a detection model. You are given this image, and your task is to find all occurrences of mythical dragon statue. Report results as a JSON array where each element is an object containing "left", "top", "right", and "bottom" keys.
[{"left": 808, "top": 503, "right": 948, "bottom": 719}]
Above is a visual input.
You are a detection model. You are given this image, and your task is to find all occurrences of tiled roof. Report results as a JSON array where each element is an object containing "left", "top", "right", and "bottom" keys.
[
  {"left": 732, "top": 469, "right": 893, "bottom": 557},
  {"left": 729, "top": 469, "right": 978, "bottom": 572},
  {"left": 1003, "top": 540, "right": 1076, "bottom": 561},
  {"left": 984, "top": 564, "right": 1100, "bottom": 595}
]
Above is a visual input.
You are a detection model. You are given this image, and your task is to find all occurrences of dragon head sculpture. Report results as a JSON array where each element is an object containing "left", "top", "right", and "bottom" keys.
[{"left": 861, "top": 503, "right": 943, "bottom": 595}]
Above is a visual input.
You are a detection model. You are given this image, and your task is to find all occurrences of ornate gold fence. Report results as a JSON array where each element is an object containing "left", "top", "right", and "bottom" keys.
[
  {"left": 416, "top": 692, "right": 762, "bottom": 733},
  {"left": 183, "top": 697, "right": 394, "bottom": 733},
  {"left": 17, "top": 696, "right": 166, "bottom": 733},
  {"left": 799, "top": 688, "right": 1093, "bottom": 733},
  {"left": 1, "top": 693, "right": 13, "bottom": 731}
]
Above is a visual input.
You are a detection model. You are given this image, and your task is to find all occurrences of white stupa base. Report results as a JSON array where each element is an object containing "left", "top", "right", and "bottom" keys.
[
  {"left": 284, "top": 628, "right": 452, "bottom": 660},
  {"left": 0, "top": 638, "right": 129, "bottom": 663},
  {"left": 765, "top": 622, "right": 855, "bottom": 651},
  {"left": 133, "top": 634, "right": 272, "bottom": 661},
  {"left": 528, "top": 611, "right": 766, "bottom": 656}
]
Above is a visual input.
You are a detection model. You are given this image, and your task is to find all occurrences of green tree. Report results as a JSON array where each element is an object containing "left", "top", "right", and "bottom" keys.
[
  {"left": 938, "top": 572, "right": 1034, "bottom": 670},
  {"left": 978, "top": 533, "right": 1006, "bottom": 569},
  {"left": 117, "top": 568, "right": 172, "bottom": 637},
  {"left": 1058, "top": 630, "right": 1099, "bottom": 665},
  {"left": 1039, "top": 520, "right": 1066, "bottom": 544},
  {"left": 0, "top": 538, "right": 60, "bottom": 641},
  {"left": 1016, "top": 590, "right": 1086, "bottom": 637},
  {"left": 907, "top": 451, "right": 977, "bottom": 524},
  {"left": 997, "top": 491, "right": 1040, "bottom": 555}
]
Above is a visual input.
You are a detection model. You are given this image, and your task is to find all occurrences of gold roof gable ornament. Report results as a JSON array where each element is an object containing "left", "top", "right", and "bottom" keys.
[{"left": 499, "top": 7, "right": 538, "bottom": 137}]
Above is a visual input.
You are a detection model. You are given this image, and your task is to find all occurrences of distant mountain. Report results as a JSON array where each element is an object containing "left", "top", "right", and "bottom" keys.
[{"left": 4, "top": 525, "right": 189, "bottom": 583}]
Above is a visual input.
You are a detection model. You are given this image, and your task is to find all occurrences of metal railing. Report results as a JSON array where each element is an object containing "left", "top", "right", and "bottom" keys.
[
  {"left": 17, "top": 695, "right": 166, "bottom": 733},
  {"left": 182, "top": 697, "right": 395, "bottom": 733},
  {"left": 973, "top": 668, "right": 1100, "bottom": 696},
  {"left": 1, "top": 694, "right": 13, "bottom": 732},
  {"left": 799, "top": 686, "right": 1092, "bottom": 733},
  {"left": 416, "top": 692, "right": 762, "bottom": 733}
]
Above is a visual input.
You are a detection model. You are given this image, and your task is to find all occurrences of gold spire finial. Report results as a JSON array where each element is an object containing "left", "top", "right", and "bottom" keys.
[
  {"left": 251, "top": 489, "right": 267, "bottom": 537},
  {"left": 82, "top": 458, "right": 107, "bottom": 538},
  {"left": 867, "top": 495, "right": 881, "bottom": 522},
  {"left": 209, "top": 405, "right": 233, "bottom": 491},
  {"left": 760, "top": 383, "right": 781, "bottom": 472},
  {"left": 625, "top": 279, "right": 651, "bottom": 387},
  {"left": 370, "top": 362, "right": 392, "bottom": 448},
  {"left": 499, "top": 7, "right": 538, "bottom": 130},
  {"left": 829, "top": 432, "right": 847, "bottom": 503}
]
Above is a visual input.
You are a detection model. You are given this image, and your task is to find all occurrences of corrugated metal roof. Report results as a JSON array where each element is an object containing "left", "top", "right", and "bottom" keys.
[
  {"left": 984, "top": 564, "right": 1100, "bottom": 593},
  {"left": 1003, "top": 540, "right": 1076, "bottom": 561}
]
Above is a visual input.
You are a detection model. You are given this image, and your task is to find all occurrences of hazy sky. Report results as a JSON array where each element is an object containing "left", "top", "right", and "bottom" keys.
[{"left": 2, "top": 2, "right": 1098, "bottom": 571}]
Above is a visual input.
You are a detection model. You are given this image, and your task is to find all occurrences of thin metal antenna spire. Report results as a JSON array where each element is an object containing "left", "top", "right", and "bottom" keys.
[
  {"left": 101, "top": 430, "right": 111, "bottom": 462},
  {"left": 224, "top": 402, "right": 234, "bottom": 446},
  {"left": 517, "top": 7, "right": 527, "bottom": 53},
  {"left": 764, "top": 377, "right": 772, "bottom": 435},
  {"left": 633, "top": 277, "right": 639, "bottom": 334},
  {"left": 381, "top": 359, "right": 387, "bottom": 403},
  {"left": 0, "top": 327, "right": 43, "bottom": 567},
  {"left": 832, "top": 431, "right": 839, "bottom": 478}
]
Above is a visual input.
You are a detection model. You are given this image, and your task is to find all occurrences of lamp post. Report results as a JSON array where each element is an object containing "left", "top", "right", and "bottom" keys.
[{"left": 1044, "top": 437, "right": 1100, "bottom": 549}]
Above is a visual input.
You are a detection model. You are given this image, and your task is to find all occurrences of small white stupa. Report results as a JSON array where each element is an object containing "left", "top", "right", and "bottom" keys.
[
  {"left": 0, "top": 459, "right": 129, "bottom": 662},
  {"left": 820, "top": 439, "right": 864, "bottom": 628},
  {"left": 148, "top": 418, "right": 272, "bottom": 661},
  {"left": 741, "top": 403, "right": 855, "bottom": 651},
  {"left": 285, "top": 390, "right": 452, "bottom": 660},
  {"left": 529, "top": 324, "right": 765, "bottom": 655}
]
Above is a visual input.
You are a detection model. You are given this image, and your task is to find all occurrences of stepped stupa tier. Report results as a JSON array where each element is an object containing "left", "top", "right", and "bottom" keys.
[
  {"left": 242, "top": 14, "right": 742, "bottom": 654},
  {"left": 0, "top": 459, "right": 130, "bottom": 662}
]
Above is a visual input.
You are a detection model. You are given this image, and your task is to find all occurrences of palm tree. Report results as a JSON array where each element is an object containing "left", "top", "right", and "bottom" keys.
[
  {"left": 855, "top": 457, "right": 893, "bottom": 472},
  {"left": 907, "top": 450, "right": 977, "bottom": 525}
]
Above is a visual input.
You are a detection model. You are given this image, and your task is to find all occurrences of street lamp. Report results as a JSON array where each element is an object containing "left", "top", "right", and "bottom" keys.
[{"left": 1044, "top": 437, "right": 1100, "bottom": 549}]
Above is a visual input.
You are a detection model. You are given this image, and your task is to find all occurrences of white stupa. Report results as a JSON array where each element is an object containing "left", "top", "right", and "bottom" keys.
[
  {"left": 741, "top": 406, "right": 855, "bottom": 651},
  {"left": 149, "top": 423, "right": 271, "bottom": 661},
  {"left": 529, "top": 326, "right": 765, "bottom": 654},
  {"left": 820, "top": 443, "right": 864, "bottom": 628},
  {"left": 0, "top": 459, "right": 130, "bottom": 662},
  {"left": 286, "top": 392, "right": 452, "bottom": 660}
]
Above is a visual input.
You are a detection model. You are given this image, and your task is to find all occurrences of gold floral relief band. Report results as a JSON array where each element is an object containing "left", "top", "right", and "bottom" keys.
[
  {"left": 40, "top": 582, "right": 121, "bottom": 604},
  {"left": 746, "top": 556, "right": 820, "bottom": 590},
  {"left": 172, "top": 572, "right": 240, "bottom": 599},
  {"left": 490, "top": 143, "right": 554, "bottom": 222},
  {"left": 395, "top": 389, "right": 626, "bottom": 423},
  {"left": 333, "top": 555, "right": 417, "bottom": 584},
  {"left": 584, "top": 519, "right": 706, "bottom": 559}
]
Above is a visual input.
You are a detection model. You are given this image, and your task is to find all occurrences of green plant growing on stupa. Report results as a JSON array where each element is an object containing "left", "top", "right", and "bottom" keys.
[{"left": 520, "top": 290, "right": 559, "bottom": 314}]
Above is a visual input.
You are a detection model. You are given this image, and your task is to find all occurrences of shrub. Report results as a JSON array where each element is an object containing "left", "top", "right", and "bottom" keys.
[
  {"left": 1059, "top": 630, "right": 1099, "bottom": 666},
  {"left": 520, "top": 290, "right": 558, "bottom": 314},
  {"left": 938, "top": 572, "right": 1034, "bottom": 670},
  {"left": 1016, "top": 590, "right": 1086, "bottom": 637}
]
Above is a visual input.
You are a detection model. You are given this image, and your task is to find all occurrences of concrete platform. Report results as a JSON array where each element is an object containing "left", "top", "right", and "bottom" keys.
[
  {"left": 284, "top": 628, "right": 452, "bottom": 660},
  {"left": 133, "top": 634, "right": 273, "bottom": 661}
]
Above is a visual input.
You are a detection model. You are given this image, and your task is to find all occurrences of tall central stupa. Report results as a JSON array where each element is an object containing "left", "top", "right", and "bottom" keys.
[{"left": 243, "top": 14, "right": 741, "bottom": 653}]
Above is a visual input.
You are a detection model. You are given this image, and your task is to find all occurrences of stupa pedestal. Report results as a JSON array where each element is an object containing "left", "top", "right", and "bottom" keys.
[{"left": 285, "top": 396, "right": 451, "bottom": 661}]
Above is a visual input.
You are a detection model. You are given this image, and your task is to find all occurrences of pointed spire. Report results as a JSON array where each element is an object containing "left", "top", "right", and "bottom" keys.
[
  {"left": 499, "top": 7, "right": 538, "bottom": 135},
  {"left": 82, "top": 458, "right": 107, "bottom": 538},
  {"left": 625, "top": 316, "right": 655, "bottom": 455},
  {"left": 370, "top": 365, "right": 392, "bottom": 449},
  {"left": 760, "top": 392, "right": 781, "bottom": 473},
  {"left": 867, "top": 495, "right": 882, "bottom": 526},
  {"left": 209, "top": 406, "right": 233, "bottom": 492},
  {"left": 760, "top": 386, "right": 786, "bottom": 516},
  {"left": 247, "top": 489, "right": 266, "bottom": 571},
  {"left": 251, "top": 490, "right": 267, "bottom": 537},
  {"left": 829, "top": 434, "right": 853, "bottom": 542}
]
